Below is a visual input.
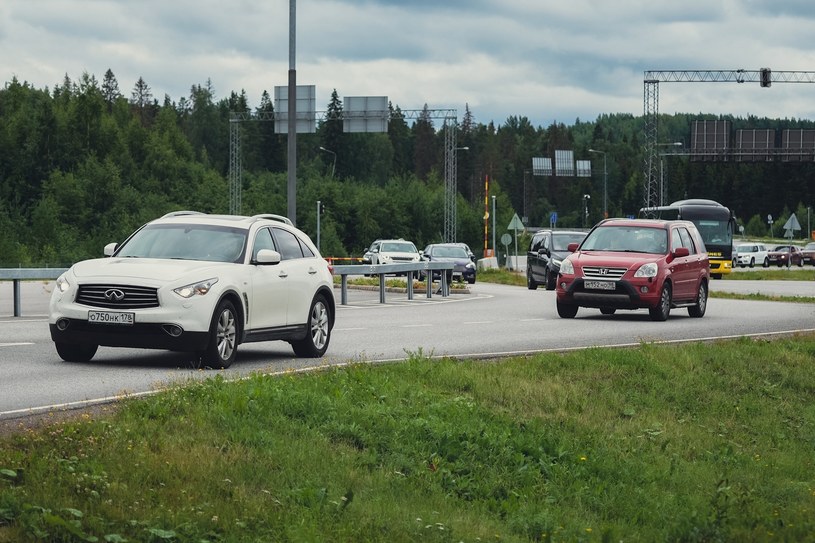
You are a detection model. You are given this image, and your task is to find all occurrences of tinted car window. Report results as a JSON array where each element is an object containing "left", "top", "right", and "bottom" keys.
[
  {"left": 678, "top": 227, "right": 696, "bottom": 254},
  {"left": 273, "top": 228, "right": 305, "bottom": 260},
  {"left": 552, "top": 232, "right": 585, "bottom": 251}
]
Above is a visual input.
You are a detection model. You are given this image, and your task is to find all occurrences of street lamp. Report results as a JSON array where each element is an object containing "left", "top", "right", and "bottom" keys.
[
  {"left": 583, "top": 194, "right": 591, "bottom": 228},
  {"left": 587, "top": 149, "right": 607, "bottom": 218},
  {"left": 319, "top": 146, "right": 336, "bottom": 178}
]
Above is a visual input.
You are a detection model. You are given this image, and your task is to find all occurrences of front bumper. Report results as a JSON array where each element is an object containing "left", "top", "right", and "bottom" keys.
[
  {"left": 50, "top": 320, "right": 209, "bottom": 351},
  {"left": 557, "top": 278, "right": 661, "bottom": 310}
]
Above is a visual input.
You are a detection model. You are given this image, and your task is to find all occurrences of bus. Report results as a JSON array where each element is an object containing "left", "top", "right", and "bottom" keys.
[{"left": 639, "top": 199, "right": 736, "bottom": 278}]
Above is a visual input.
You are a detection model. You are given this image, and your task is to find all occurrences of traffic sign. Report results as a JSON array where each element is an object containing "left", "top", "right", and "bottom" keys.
[{"left": 507, "top": 213, "right": 524, "bottom": 231}]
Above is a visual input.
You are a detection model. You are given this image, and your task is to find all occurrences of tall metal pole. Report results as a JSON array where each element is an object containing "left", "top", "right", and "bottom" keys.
[
  {"left": 287, "top": 0, "right": 297, "bottom": 225},
  {"left": 491, "top": 195, "right": 496, "bottom": 259},
  {"left": 316, "top": 200, "right": 321, "bottom": 251}
]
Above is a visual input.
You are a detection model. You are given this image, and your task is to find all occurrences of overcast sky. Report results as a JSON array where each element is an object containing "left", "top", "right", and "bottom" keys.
[{"left": 3, "top": 0, "right": 815, "bottom": 128}]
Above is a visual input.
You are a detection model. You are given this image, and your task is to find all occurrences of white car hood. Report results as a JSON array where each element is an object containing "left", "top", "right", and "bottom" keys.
[{"left": 71, "top": 257, "right": 227, "bottom": 283}]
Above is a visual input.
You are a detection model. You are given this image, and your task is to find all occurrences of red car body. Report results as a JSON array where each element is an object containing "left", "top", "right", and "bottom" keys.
[
  {"left": 767, "top": 245, "right": 804, "bottom": 267},
  {"left": 555, "top": 218, "right": 710, "bottom": 321}
]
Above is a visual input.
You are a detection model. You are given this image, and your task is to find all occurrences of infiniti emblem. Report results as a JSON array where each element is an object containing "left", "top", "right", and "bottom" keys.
[{"left": 104, "top": 289, "right": 125, "bottom": 302}]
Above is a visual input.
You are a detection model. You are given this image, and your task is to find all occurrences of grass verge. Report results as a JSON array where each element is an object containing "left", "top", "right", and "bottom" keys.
[{"left": 2, "top": 336, "right": 815, "bottom": 542}]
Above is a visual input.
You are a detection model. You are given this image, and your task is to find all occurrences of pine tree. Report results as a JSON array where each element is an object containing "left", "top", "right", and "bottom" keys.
[{"left": 101, "top": 69, "right": 121, "bottom": 110}]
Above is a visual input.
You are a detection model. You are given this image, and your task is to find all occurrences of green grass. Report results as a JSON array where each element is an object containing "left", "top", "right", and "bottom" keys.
[
  {"left": 2, "top": 337, "right": 815, "bottom": 542},
  {"left": 723, "top": 268, "right": 815, "bottom": 281}
]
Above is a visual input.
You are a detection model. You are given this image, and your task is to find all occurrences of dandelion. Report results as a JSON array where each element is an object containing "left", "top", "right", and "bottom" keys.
[{"left": 580, "top": 455, "right": 587, "bottom": 462}]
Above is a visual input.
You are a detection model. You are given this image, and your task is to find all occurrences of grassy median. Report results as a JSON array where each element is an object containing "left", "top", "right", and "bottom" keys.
[{"left": 2, "top": 335, "right": 815, "bottom": 542}]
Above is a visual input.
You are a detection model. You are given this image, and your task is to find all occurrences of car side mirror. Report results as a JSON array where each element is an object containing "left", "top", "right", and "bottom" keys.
[
  {"left": 673, "top": 247, "right": 690, "bottom": 257},
  {"left": 255, "top": 249, "right": 282, "bottom": 265},
  {"left": 567, "top": 242, "right": 579, "bottom": 252},
  {"left": 104, "top": 242, "right": 118, "bottom": 257}
]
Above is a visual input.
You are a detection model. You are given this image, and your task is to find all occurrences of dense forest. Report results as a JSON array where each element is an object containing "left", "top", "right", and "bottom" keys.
[{"left": 2, "top": 70, "right": 814, "bottom": 267}]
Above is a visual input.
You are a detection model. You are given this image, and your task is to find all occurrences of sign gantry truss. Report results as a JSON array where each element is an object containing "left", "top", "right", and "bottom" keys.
[{"left": 642, "top": 68, "right": 815, "bottom": 216}]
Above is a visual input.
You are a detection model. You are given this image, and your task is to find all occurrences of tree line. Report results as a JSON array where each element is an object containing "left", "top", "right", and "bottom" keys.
[{"left": 1, "top": 70, "right": 814, "bottom": 267}]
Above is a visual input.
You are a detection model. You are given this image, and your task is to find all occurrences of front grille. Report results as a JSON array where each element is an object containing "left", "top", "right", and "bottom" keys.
[
  {"left": 582, "top": 266, "right": 627, "bottom": 280},
  {"left": 76, "top": 284, "right": 159, "bottom": 309},
  {"left": 391, "top": 257, "right": 417, "bottom": 262}
]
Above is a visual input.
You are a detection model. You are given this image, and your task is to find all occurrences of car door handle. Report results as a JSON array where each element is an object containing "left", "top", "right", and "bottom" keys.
[
  {"left": 278, "top": 271, "right": 288, "bottom": 278},
  {"left": 308, "top": 268, "right": 318, "bottom": 275}
]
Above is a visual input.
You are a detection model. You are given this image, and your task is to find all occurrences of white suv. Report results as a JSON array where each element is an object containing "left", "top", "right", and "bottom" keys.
[
  {"left": 733, "top": 243, "right": 769, "bottom": 268},
  {"left": 49, "top": 212, "right": 335, "bottom": 368},
  {"left": 368, "top": 239, "right": 421, "bottom": 265}
]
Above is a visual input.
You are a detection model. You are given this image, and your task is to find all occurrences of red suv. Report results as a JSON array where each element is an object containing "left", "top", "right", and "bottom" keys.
[{"left": 555, "top": 218, "right": 710, "bottom": 321}]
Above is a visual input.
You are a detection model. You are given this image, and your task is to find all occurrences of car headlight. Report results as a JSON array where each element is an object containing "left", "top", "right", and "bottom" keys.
[
  {"left": 560, "top": 258, "right": 574, "bottom": 275},
  {"left": 634, "top": 262, "right": 658, "bottom": 278},
  {"left": 55, "top": 274, "right": 71, "bottom": 293},
  {"left": 465, "top": 262, "right": 475, "bottom": 269},
  {"left": 174, "top": 278, "right": 219, "bottom": 299}
]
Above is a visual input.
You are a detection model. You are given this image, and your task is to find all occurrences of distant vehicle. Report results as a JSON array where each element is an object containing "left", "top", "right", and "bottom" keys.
[
  {"left": 451, "top": 242, "right": 476, "bottom": 262},
  {"left": 732, "top": 243, "right": 769, "bottom": 268},
  {"left": 802, "top": 242, "right": 815, "bottom": 266},
  {"left": 527, "top": 230, "right": 587, "bottom": 290},
  {"left": 361, "top": 239, "right": 381, "bottom": 265},
  {"left": 555, "top": 218, "right": 709, "bottom": 321},
  {"left": 49, "top": 212, "right": 335, "bottom": 368},
  {"left": 640, "top": 199, "right": 735, "bottom": 279},
  {"left": 365, "top": 239, "right": 421, "bottom": 276},
  {"left": 419, "top": 243, "right": 477, "bottom": 284},
  {"left": 767, "top": 245, "right": 804, "bottom": 267}
]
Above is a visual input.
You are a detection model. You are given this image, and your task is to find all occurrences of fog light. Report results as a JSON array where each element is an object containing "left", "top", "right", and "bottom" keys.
[
  {"left": 162, "top": 324, "right": 184, "bottom": 337},
  {"left": 56, "top": 318, "right": 70, "bottom": 331},
  {"left": 640, "top": 286, "right": 649, "bottom": 293}
]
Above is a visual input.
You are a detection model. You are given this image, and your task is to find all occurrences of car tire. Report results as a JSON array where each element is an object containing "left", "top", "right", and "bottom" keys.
[
  {"left": 200, "top": 299, "right": 238, "bottom": 369},
  {"left": 763, "top": 257, "right": 769, "bottom": 267},
  {"left": 688, "top": 280, "right": 708, "bottom": 318},
  {"left": 56, "top": 342, "right": 98, "bottom": 362},
  {"left": 556, "top": 300, "right": 578, "bottom": 318},
  {"left": 798, "top": 258, "right": 803, "bottom": 267},
  {"left": 749, "top": 257, "right": 755, "bottom": 268},
  {"left": 467, "top": 276, "right": 476, "bottom": 285},
  {"left": 599, "top": 307, "right": 616, "bottom": 315},
  {"left": 545, "top": 268, "right": 557, "bottom": 291},
  {"left": 526, "top": 268, "right": 538, "bottom": 290},
  {"left": 649, "top": 283, "right": 672, "bottom": 322},
  {"left": 291, "top": 294, "right": 332, "bottom": 358}
]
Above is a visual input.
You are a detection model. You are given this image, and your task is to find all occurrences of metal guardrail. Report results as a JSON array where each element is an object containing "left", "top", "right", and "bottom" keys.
[
  {"left": 0, "top": 268, "right": 67, "bottom": 317},
  {"left": 332, "top": 262, "right": 455, "bottom": 305},
  {"left": 1, "top": 261, "right": 457, "bottom": 316}
]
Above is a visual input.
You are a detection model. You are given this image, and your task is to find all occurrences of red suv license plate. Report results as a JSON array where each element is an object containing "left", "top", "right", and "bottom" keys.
[{"left": 584, "top": 280, "right": 614, "bottom": 291}]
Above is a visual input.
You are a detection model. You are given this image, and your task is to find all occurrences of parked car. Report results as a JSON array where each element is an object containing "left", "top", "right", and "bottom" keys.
[
  {"left": 367, "top": 239, "right": 421, "bottom": 266},
  {"left": 555, "top": 218, "right": 709, "bottom": 321},
  {"left": 419, "top": 243, "right": 477, "bottom": 284},
  {"left": 767, "top": 245, "right": 804, "bottom": 267},
  {"left": 732, "top": 242, "right": 769, "bottom": 268},
  {"left": 802, "top": 242, "right": 815, "bottom": 266},
  {"left": 49, "top": 211, "right": 335, "bottom": 368},
  {"left": 527, "top": 230, "right": 587, "bottom": 290},
  {"left": 451, "top": 242, "right": 476, "bottom": 262}
]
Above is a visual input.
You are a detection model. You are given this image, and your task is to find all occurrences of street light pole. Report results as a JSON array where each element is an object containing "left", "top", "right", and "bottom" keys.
[
  {"left": 587, "top": 149, "right": 607, "bottom": 218},
  {"left": 491, "top": 195, "right": 496, "bottom": 259},
  {"left": 319, "top": 146, "right": 336, "bottom": 178}
]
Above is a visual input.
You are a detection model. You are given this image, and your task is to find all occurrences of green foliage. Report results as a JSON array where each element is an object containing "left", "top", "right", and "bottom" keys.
[{"left": 3, "top": 71, "right": 815, "bottom": 267}]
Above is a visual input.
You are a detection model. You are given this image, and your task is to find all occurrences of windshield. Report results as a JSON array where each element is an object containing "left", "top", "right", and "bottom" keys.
[
  {"left": 735, "top": 245, "right": 754, "bottom": 253},
  {"left": 581, "top": 226, "right": 668, "bottom": 254},
  {"left": 381, "top": 242, "right": 417, "bottom": 253},
  {"left": 430, "top": 246, "right": 469, "bottom": 258},
  {"left": 552, "top": 233, "right": 587, "bottom": 251},
  {"left": 116, "top": 224, "right": 247, "bottom": 263},
  {"left": 695, "top": 219, "right": 730, "bottom": 245}
]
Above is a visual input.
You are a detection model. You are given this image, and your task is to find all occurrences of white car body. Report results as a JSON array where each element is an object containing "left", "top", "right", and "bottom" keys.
[
  {"left": 733, "top": 242, "right": 769, "bottom": 268},
  {"left": 369, "top": 239, "right": 420, "bottom": 265},
  {"left": 49, "top": 212, "right": 335, "bottom": 368}
]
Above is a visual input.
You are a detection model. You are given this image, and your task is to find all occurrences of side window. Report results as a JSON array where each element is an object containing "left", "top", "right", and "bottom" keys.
[
  {"left": 530, "top": 234, "right": 542, "bottom": 252},
  {"left": 299, "top": 237, "right": 316, "bottom": 258},
  {"left": 542, "top": 234, "right": 550, "bottom": 252},
  {"left": 272, "top": 228, "right": 305, "bottom": 260},
  {"left": 252, "top": 228, "right": 276, "bottom": 260},
  {"left": 678, "top": 227, "right": 696, "bottom": 254},
  {"left": 671, "top": 229, "right": 683, "bottom": 252}
]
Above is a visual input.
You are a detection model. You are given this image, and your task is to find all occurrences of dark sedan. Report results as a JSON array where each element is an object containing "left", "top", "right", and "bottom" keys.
[
  {"left": 527, "top": 230, "right": 587, "bottom": 290},
  {"left": 420, "top": 243, "right": 477, "bottom": 284},
  {"left": 767, "top": 245, "right": 804, "bottom": 267}
]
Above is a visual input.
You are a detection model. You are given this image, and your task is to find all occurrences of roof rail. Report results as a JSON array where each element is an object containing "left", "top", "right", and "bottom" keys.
[
  {"left": 161, "top": 210, "right": 205, "bottom": 218},
  {"left": 251, "top": 214, "right": 293, "bottom": 226}
]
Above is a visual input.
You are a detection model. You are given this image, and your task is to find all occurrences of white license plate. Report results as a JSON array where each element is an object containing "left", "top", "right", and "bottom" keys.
[
  {"left": 88, "top": 310, "right": 135, "bottom": 325},
  {"left": 584, "top": 280, "right": 615, "bottom": 291}
]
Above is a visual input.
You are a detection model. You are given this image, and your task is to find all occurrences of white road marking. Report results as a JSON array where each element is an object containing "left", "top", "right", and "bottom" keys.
[{"left": 0, "top": 343, "right": 34, "bottom": 347}]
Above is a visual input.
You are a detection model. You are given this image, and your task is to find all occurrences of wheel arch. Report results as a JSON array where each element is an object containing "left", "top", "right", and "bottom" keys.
[
  {"left": 218, "top": 289, "right": 246, "bottom": 342},
  {"left": 315, "top": 286, "right": 336, "bottom": 329}
]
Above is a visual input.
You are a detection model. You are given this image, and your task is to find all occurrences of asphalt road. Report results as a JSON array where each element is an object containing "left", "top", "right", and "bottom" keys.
[{"left": 1, "top": 279, "right": 814, "bottom": 419}]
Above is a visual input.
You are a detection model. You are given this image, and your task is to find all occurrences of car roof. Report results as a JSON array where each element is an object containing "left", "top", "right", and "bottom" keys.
[
  {"left": 594, "top": 218, "right": 690, "bottom": 229},
  {"left": 152, "top": 211, "right": 295, "bottom": 229}
]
